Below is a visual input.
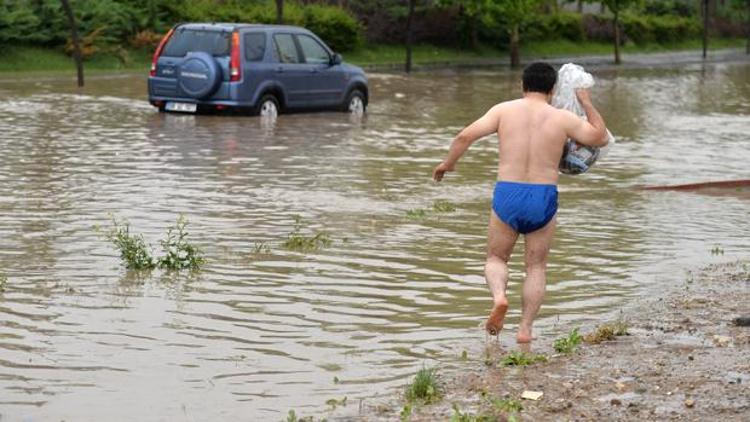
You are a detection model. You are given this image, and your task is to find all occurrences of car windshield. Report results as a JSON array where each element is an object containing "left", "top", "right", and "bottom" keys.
[{"left": 162, "top": 29, "right": 231, "bottom": 57}]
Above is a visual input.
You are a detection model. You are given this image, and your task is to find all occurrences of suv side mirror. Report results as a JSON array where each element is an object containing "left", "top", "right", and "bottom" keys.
[{"left": 331, "top": 53, "right": 343, "bottom": 66}]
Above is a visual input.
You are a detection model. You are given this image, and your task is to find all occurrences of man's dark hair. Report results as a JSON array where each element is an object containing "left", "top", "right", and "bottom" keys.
[{"left": 522, "top": 62, "right": 557, "bottom": 94}]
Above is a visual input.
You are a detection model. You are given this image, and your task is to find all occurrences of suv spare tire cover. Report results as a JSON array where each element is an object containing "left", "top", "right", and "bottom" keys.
[{"left": 178, "top": 52, "right": 222, "bottom": 99}]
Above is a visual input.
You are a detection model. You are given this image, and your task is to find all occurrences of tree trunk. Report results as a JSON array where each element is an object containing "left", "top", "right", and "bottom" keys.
[
  {"left": 60, "top": 0, "right": 83, "bottom": 87},
  {"left": 702, "top": 0, "right": 709, "bottom": 59},
  {"left": 510, "top": 23, "right": 520, "bottom": 68},
  {"left": 405, "top": 0, "right": 415, "bottom": 73},
  {"left": 276, "top": 0, "right": 284, "bottom": 25},
  {"left": 577, "top": 0, "right": 583, "bottom": 14},
  {"left": 745, "top": 0, "right": 749, "bottom": 54},
  {"left": 613, "top": 10, "right": 621, "bottom": 65},
  {"left": 469, "top": 14, "right": 479, "bottom": 50}
]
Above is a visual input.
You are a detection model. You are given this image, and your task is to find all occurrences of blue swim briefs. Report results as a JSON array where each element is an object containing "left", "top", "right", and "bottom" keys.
[{"left": 492, "top": 181, "right": 558, "bottom": 234}]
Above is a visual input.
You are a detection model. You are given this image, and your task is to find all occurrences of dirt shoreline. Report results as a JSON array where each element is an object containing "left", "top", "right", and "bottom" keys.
[{"left": 353, "top": 261, "right": 749, "bottom": 421}]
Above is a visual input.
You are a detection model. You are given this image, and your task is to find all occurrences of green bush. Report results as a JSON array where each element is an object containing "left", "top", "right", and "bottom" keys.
[
  {"left": 622, "top": 14, "right": 701, "bottom": 44},
  {"left": 302, "top": 4, "right": 362, "bottom": 52}
]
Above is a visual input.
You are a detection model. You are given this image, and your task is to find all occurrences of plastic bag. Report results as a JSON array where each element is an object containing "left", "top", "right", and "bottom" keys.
[{"left": 551, "top": 63, "right": 615, "bottom": 175}]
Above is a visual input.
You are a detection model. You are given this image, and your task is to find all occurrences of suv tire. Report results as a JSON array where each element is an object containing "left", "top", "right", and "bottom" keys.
[
  {"left": 342, "top": 89, "right": 366, "bottom": 114},
  {"left": 254, "top": 94, "right": 280, "bottom": 117}
]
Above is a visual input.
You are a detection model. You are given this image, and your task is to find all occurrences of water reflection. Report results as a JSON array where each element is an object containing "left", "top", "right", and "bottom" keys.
[{"left": 0, "top": 62, "right": 748, "bottom": 420}]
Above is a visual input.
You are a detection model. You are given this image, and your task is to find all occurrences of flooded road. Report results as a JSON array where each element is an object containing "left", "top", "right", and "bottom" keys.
[{"left": 0, "top": 61, "right": 749, "bottom": 420}]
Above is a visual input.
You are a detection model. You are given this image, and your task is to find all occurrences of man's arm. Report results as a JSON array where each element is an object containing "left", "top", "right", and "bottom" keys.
[
  {"left": 432, "top": 105, "right": 502, "bottom": 181},
  {"left": 563, "top": 89, "right": 608, "bottom": 147}
]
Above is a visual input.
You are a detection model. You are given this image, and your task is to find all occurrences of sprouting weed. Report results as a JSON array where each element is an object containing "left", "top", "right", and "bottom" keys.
[
  {"left": 157, "top": 215, "right": 205, "bottom": 271},
  {"left": 325, "top": 396, "right": 347, "bottom": 410},
  {"left": 553, "top": 328, "right": 583, "bottom": 354},
  {"left": 500, "top": 351, "right": 548, "bottom": 367},
  {"left": 101, "top": 216, "right": 156, "bottom": 270},
  {"left": 710, "top": 245, "right": 725, "bottom": 256},
  {"left": 251, "top": 241, "right": 271, "bottom": 255},
  {"left": 0, "top": 274, "right": 6, "bottom": 292},
  {"left": 405, "top": 208, "right": 428, "bottom": 219},
  {"left": 400, "top": 403, "right": 412, "bottom": 421},
  {"left": 432, "top": 200, "right": 457, "bottom": 213},
  {"left": 584, "top": 320, "right": 629, "bottom": 344},
  {"left": 405, "top": 367, "right": 441, "bottom": 404},
  {"left": 282, "top": 216, "right": 332, "bottom": 252}
]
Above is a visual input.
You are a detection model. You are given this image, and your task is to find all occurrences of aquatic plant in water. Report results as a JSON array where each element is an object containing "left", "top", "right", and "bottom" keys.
[
  {"left": 282, "top": 216, "right": 332, "bottom": 252},
  {"left": 101, "top": 216, "right": 156, "bottom": 270},
  {"left": 405, "top": 367, "right": 441, "bottom": 404},
  {"left": 0, "top": 274, "right": 6, "bottom": 292},
  {"left": 553, "top": 327, "right": 583, "bottom": 354},
  {"left": 432, "top": 199, "right": 457, "bottom": 213},
  {"left": 157, "top": 215, "right": 205, "bottom": 271}
]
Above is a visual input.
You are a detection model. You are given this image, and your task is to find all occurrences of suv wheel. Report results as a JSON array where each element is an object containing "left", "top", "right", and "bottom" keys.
[
  {"left": 256, "top": 94, "right": 279, "bottom": 117},
  {"left": 343, "top": 90, "right": 366, "bottom": 114}
]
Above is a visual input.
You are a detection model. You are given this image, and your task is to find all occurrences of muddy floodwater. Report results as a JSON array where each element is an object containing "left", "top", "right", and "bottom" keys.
[{"left": 0, "top": 61, "right": 749, "bottom": 421}]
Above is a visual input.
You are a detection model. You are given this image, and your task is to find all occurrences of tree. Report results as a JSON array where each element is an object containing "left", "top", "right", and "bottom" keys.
[
  {"left": 496, "top": 0, "right": 541, "bottom": 68},
  {"left": 60, "top": 0, "right": 83, "bottom": 87},
  {"left": 601, "top": 0, "right": 638, "bottom": 64},
  {"left": 405, "top": 0, "right": 416, "bottom": 72},
  {"left": 276, "top": 0, "right": 284, "bottom": 24},
  {"left": 729, "top": 0, "right": 750, "bottom": 54},
  {"left": 702, "top": 0, "right": 709, "bottom": 58},
  {"left": 438, "top": 0, "right": 490, "bottom": 50}
]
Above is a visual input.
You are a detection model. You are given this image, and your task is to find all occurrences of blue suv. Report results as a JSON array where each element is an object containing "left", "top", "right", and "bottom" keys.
[{"left": 148, "top": 23, "right": 368, "bottom": 116}]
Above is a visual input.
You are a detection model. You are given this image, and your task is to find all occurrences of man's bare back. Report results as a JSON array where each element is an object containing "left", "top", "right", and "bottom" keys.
[
  {"left": 433, "top": 90, "right": 607, "bottom": 185},
  {"left": 432, "top": 62, "right": 608, "bottom": 344}
]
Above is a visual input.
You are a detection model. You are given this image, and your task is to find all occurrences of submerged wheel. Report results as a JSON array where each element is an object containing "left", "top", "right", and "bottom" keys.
[
  {"left": 255, "top": 94, "right": 279, "bottom": 117},
  {"left": 343, "top": 89, "right": 366, "bottom": 114}
]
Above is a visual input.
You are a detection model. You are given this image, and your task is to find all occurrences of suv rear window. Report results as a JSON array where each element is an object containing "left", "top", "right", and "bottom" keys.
[
  {"left": 244, "top": 33, "right": 266, "bottom": 62},
  {"left": 162, "top": 29, "right": 231, "bottom": 57}
]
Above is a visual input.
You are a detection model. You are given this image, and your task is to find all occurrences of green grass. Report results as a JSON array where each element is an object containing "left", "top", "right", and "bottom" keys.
[
  {"left": 525, "top": 37, "right": 746, "bottom": 58},
  {"left": 553, "top": 327, "right": 583, "bottom": 354},
  {"left": 449, "top": 404, "right": 494, "bottom": 422},
  {"left": 1, "top": 38, "right": 745, "bottom": 74},
  {"left": 405, "top": 367, "right": 441, "bottom": 404},
  {"left": 0, "top": 45, "right": 151, "bottom": 73}
]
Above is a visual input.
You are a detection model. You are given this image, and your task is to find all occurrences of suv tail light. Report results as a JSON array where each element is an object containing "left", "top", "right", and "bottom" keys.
[
  {"left": 150, "top": 27, "right": 175, "bottom": 77},
  {"left": 230, "top": 31, "right": 241, "bottom": 82}
]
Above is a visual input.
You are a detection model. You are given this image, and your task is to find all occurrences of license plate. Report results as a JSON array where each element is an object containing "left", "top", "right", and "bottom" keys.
[{"left": 165, "top": 102, "right": 197, "bottom": 113}]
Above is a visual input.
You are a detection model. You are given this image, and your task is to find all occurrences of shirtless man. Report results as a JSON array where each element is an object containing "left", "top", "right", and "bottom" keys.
[{"left": 432, "top": 62, "right": 608, "bottom": 343}]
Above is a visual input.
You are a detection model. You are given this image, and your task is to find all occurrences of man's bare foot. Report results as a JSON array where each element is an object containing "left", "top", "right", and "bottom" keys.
[
  {"left": 516, "top": 328, "right": 534, "bottom": 343},
  {"left": 486, "top": 297, "right": 508, "bottom": 336}
]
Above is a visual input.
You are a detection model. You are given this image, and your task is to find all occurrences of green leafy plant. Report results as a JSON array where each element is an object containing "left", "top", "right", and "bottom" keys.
[
  {"left": 710, "top": 245, "right": 725, "bottom": 256},
  {"left": 157, "top": 215, "right": 205, "bottom": 271},
  {"left": 400, "top": 403, "right": 412, "bottom": 421},
  {"left": 553, "top": 328, "right": 583, "bottom": 354},
  {"left": 489, "top": 397, "right": 523, "bottom": 413},
  {"left": 449, "top": 404, "right": 493, "bottom": 422},
  {"left": 101, "top": 216, "right": 156, "bottom": 270},
  {"left": 584, "top": 321, "right": 629, "bottom": 344},
  {"left": 282, "top": 216, "right": 332, "bottom": 252},
  {"left": 500, "top": 351, "right": 548, "bottom": 367},
  {"left": 405, "top": 367, "right": 441, "bottom": 404}
]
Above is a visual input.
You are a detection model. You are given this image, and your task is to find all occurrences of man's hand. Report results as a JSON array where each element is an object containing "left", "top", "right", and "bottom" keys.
[
  {"left": 575, "top": 88, "right": 592, "bottom": 105},
  {"left": 432, "top": 161, "right": 454, "bottom": 182}
]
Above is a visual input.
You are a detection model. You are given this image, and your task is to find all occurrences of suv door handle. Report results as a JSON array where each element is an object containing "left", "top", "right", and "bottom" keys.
[{"left": 276, "top": 67, "right": 284, "bottom": 73}]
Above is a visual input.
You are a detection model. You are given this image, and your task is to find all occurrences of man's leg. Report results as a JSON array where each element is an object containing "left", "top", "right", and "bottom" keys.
[
  {"left": 485, "top": 211, "right": 519, "bottom": 335},
  {"left": 517, "top": 217, "right": 556, "bottom": 343}
]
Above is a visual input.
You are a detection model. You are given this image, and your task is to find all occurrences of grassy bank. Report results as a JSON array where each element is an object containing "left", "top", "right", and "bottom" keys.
[{"left": 0, "top": 38, "right": 746, "bottom": 74}]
